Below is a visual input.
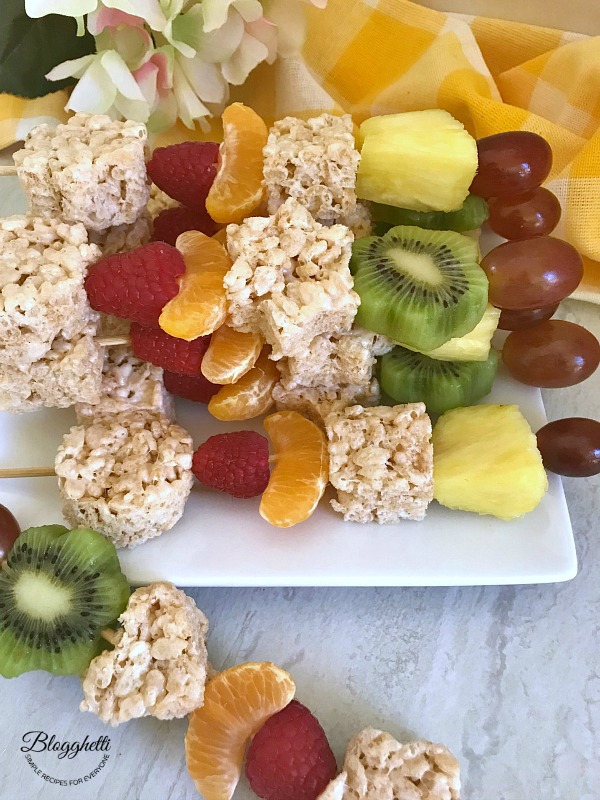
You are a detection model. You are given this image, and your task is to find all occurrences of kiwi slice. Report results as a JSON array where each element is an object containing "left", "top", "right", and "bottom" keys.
[
  {"left": 351, "top": 225, "right": 488, "bottom": 351},
  {"left": 371, "top": 194, "right": 489, "bottom": 232},
  {"left": 380, "top": 345, "right": 499, "bottom": 414},
  {"left": 0, "top": 525, "right": 130, "bottom": 678}
]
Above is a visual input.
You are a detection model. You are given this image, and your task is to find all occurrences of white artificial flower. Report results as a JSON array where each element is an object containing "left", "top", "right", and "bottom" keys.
[
  {"left": 46, "top": 50, "right": 151, "bottom": 121},
  {"left": 25, "top": 0, "right": 97, "bottom": 17},
  {"left": 201, "top": 0, "right": 263, "bottom": 33}
]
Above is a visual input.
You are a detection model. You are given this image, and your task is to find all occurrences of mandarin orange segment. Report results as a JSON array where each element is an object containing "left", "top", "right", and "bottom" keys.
[
  {"left": 208, "top": 349, "right": 278, "bottom": 421},
  {"left": 260, "top": 410, "right": 329, "bottom": 528},
  {"left": 212, "top": 227, "right": 228, "bottom": 246},
  {"left": 206, "top": 103, "right": 268, "bottom": 225},
  {"left": 201, "top": 326, "right": 263, "bottom": 385},
  {"left": 185, "top": 662, "right": 295, "bottom": 800},
  {"left": 159, "top": 231, "right": 231, "bottom": 341}
]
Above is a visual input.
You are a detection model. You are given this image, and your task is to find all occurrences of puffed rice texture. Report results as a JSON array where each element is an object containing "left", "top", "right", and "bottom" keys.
[
  {"left": 14, "top": 113, "right": 150, "bottom": 231},
  {"left": 325, "top": 404, "right": 434, "bottom": 523},
  {"left": 55, "top": 411, "right": 193, "bottom": 548},
  {"left": 224, "top": 198, "right": 358, "bottom": 359},
  {"left": 0, "top": 325, "right": 103, "bottom": 413},
  {"left": 0, "top": 215, "right": 101, "bottom": 365},
  {"left": 75, "top": 345, "right": 174, "bottom": 422},
  {"left": 263, "top": 114, "right": 360, "bottom": 223},
  {"left": 81, "top": 582, "right": 209, "bottom": 726},
  {"left": 338, "top": 728, "right": 460, "bottom": 800}
]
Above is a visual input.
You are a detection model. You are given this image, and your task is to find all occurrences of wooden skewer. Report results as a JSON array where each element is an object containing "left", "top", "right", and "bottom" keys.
[
  {"left": 97, "top": 335, "right": 130, "bottom": 347},
  {"left": 0, "top": 466, "right": 55, "bottom": 479},
  {"left": 0, "top": 165, "right": 17, "bottom": 177}
]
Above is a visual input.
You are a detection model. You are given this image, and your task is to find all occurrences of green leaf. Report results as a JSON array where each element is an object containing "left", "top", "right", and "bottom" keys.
[{"left": 0, "top": 0, "right": 95, "bottom": 98}]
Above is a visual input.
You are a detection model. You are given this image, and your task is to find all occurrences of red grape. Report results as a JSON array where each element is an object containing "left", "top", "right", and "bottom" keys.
[
  {"left": 498, "top": 303, "right": 559, "bottom": 331},
  {"left": 488, "top": 187, "right": 561, "bottom": 239},
  {"left": 481, "top": 237, "right": 583, "bottom": 310},
  {"left": 0, "top": 503, "right": 20, "bottom": 561},
  {"left": 537, "top": 418, "right": 600, "bottom": 477},
  {"left": 471, "top": 131, "right": 552, "bottom": 198},
  {"left": 503, "top": 320, "right": 599, "bottom": 388}
]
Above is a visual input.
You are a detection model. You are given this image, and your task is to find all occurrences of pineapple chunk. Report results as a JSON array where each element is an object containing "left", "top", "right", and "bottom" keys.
[
  {"left": 432, "top": 404, "right": 548, "bottom": 520},
  {"left": 395, "top": 304, "right": 500, "bottom": 361},
  {"left": 356, "top": 110, "right": 478, "bottom": 213},
  {"left": 422, "top": 304, "right": 500, "bottom": 362}
]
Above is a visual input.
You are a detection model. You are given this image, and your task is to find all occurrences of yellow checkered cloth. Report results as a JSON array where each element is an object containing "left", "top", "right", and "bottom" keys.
[{"left": 1, "top": 0, "right": 598, "bottom": 301}]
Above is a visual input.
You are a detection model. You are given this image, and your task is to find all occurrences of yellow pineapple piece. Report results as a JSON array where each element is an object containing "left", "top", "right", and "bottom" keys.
[
  {"left": 432, "top": 404, "right": 548, "bottom": 520},
  {"left": 356, "top": 110, "right": 478, "bottom": 213},
  {"left": 420, "top": 304, "right": 500, "bottom": 362}
]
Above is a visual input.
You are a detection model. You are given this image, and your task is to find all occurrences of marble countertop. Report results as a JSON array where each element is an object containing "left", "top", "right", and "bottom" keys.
[{"left": 0, "top": 168, "right": 599, "bottom": 799}]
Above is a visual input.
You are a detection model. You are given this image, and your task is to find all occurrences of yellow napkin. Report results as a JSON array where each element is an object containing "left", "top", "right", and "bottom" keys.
[{"left": 1, "top": 0, "right": 599, "bottom": 302}]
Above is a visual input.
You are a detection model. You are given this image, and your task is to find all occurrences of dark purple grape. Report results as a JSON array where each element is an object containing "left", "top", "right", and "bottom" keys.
[
  {"left": 471, "top": 131, "right": 552, "bottom": 198},
  {"left": 0, "top": 504, "right": 20, "bottom": 561},
  {"left": 537, "top": 418, "right": 600, "bottom": 477}
]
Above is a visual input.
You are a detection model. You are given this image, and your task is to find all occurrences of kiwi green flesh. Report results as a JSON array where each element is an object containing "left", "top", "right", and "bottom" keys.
[
  {"left": 371, "top": 194, "right": 489, "bottom": 232},
  {"left": 351, "top": 226, "right": 488, "bottom": 351},
  {"left": 0, "top": 526, "right": 130, "bottom": 678},
  {"left": 380, "top": 345, "right": 499, "bottom": 415}
]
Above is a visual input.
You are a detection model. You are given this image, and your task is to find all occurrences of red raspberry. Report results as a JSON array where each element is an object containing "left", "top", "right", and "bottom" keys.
[
  {"left": 147, "top": 142, "right": 220, "bottom": 210},
  {"left": 192, "top": 431, "right": 270, "bottom": 499},
  {"left": 85, "top": 242, "right": 184, "bottom": 326},
  {"left": 152, "top": 206, "right": 218, "bottom": 246},
  {"left": 130, "top": 323, "right": 210, "bottom": 376},
  {"left": 163, "top": 370, "right": 221, "bottom": 403},
  {"left": 245, "top": 700, "right": 337, "bottom": 800}
]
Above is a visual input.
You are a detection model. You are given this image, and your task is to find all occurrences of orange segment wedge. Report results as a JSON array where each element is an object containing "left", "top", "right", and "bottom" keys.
[
  {"left": 206, "top": 103, "right": 268, "bottom": 224},
  {"left": 260, "top": 410, "right": 329, "bottom": 528},
  {"left": 201, "top": 326, "right": 263, "bottom": 385},
  {"left": 208, "top": 348, "right": 278, "bottom": 421},
  {"left": 185, "top": 662, "right": 295, "bottom": 800},
  {"left": 159, "top": 231, "right": 231, "bottom": 341},
  {"left": 212, "top": 227, "right": 228, "bottom": 246}
]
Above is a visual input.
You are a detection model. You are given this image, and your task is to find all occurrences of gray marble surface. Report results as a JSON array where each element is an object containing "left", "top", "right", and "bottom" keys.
[
  {"left": 0, "top": 302, "right": 597, "bottom": 800},
  {"left": 0, "top": 159, "right": 599, "bottom": 799}
]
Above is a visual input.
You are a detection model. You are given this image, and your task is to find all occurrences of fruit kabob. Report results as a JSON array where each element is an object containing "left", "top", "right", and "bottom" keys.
[
  {"left": 2, "top": 106, "right": 599, "bottom": 546},
  {"left": 0, "top": 511, "right": 461, "bottom": 800}
]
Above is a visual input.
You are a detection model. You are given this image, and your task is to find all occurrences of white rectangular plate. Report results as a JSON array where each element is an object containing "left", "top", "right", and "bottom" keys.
[
  {"left": 0, "top": 367, "right": 576, "bottom": 586},
  {"left": 0, "top": 184, "right": 577, "bottom": 587}
]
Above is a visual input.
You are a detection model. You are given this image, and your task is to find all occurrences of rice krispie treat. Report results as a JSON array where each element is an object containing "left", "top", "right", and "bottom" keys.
[
  {"left": 328, "top": 728, "right": 461, "bottom": 800},
  {"left": 89, "top": 212, "right": 152, "bottom": 257},
  {"left": 278, "top": 329, "right": 393, "bottom": 391},
  {"left": 14, "top": 113, "right": 150, "bottom": 231},
  {"left": 273, "top": 381, "right": 381, "bottom": 428},
  {"left": 0, "top": 325, "right": 103, "bottom": 413},
  {"left": 55, "top": 411, "right": 193, "bottom": 548},
  {"left": 75, "top": 345, "right": 174, "bottom": 422},
  {"left": 146, "top": 184, "right": 179, "bottom": 219},
  {"left": 224, "top": 198, "right": 358, "bottom": 359},
  {"left": 325, "top": 404, "right": 434, "bottom": 523},
  {"left": 81, "top": 582, "right": 209, "bottom": 726},
  {"left": 0, "top": 216, "right": 101, "bottom": 365},
  {"left": 97, "top": 312, "right": 131, "bottom": 339},
  {"left": 263, "top": 114, "right": 360, "bottom": 224}
]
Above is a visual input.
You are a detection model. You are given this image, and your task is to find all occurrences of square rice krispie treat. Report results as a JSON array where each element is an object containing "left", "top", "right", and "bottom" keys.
[
  {"left": 278, "top": 328, "right": 393, "bottom": 391},
  {"left": 325, "top": 403, "right": 434, "bottom": 523},
  {"left": 224, "top": 198, "right": 359, "bottom": 359},
  {"left": 272, "top": 381, "right": 381, "bottom": 428},
  {"left": 0, "top": 325, "right": 104, "bottom": 413},
  {"left": 0, "top": 216, "right": 101, "bottom": 365},
  {"left": 263, "top": 114, "right": 360, "bottom": 223},
  {"left": 75, "top": 345, "right": 174, "bottom": 422},
  {"left": 55, "top": 411, "right": 193, "bottom": 548},
  {"left": 14, "top": 113, "right": 150, "bottom": 231}
]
